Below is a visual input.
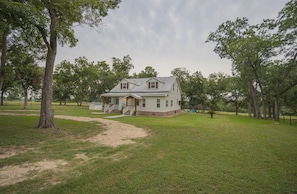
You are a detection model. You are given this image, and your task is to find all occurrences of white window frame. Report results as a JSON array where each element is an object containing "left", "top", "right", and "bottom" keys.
[
  {"left": 157, "top": 99, "right": 160, "bottom": 108},
  {"left": 150, "top": 82, "right": 156, "bottom": 88},
  {"left": 122, "top": 82, "right": 127, "bottom": 89}
]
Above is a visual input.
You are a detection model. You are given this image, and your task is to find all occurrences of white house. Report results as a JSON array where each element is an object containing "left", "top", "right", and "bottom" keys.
[{"left": 101, "top": 76, "right": 182, "bottom": 116}]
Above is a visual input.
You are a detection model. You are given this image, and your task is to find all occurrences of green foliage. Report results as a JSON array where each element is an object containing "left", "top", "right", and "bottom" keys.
[
  {"left": 112, "top": 55, "right": 134, "bottom": 81},
  {"left": 1, "top": 0, "right": 122, "bottom": 128},
  {"left": 277, "top": 0, "right": 297, "bottom": 58},
  {"left": 283, "top": 86, "right": 297, "bottom": 114},
  {"left": 132, "top": 66, "right": 158, "bottom": 78},
  {"left": 53, "top": 60, "right": 75, "bottom": 105},
  {"left": 187, "top": 71, "right": 207, "bottom": 110},
  {"left": 206, "top": 72, "right": 229, "bottom": 112},
  {"left": 206, "top": 1, "right": 297, "bottom": 120},
  {"left": 53, "top": 55, "right": 136, "bottom": 105}
]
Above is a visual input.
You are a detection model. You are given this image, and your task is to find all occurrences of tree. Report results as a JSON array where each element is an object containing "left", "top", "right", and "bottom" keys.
[
  {"left": 283, "top": 86, "right": 297, "bottom": 114},
  {"left": 277, "top": 0, "right": 297, "bottom": 60},
  {"left": 0, "top": 25, "right": 9, "bottom": 94},
  {"left": 112, "top": 55, "right": 134, "bottom": 81},
  {"left": 0, "top": 1, "right": 45, "bottom": 99},
  {"left": 133, "top": 66, "right": 158, "bottom": 78},
  {"left": 224, "top": 76, "right": 245, "bottom": 115},
  {"left": 266, "top": 60, "right": 297, "bottom": 120},
  {"left": 206, "top": 18, "right": 278, "bottom": 119},
  {"left": 10, "top": 46, "right": 43, "bottom": 109},
  {"left": 5, "top": 0, "right": 121, "bottom": 128},
  {"left": 0, "top": 65, "right": 15, "bottom": 105},
  {"left": 72, "top": 57, "right": 99, "bottom": 105},
  {"left": 187, "top": 71, "right": 207, "bottom": 111},
  {"left": 205, "top": 72, "right": 229, "bottom": 118},
  {"left": 53, "top": 60, "right": 75, "bottom": 105},
  {"left": 273, "top": 0, "right": 297, "bottom": 120},
  {"left": 95, "top": 60, "right": 117, "bottom": 96}
]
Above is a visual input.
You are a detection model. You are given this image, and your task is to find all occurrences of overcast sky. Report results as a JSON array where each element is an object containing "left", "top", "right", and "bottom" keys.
[{"left": 56, "top": 0, "right": 288, "bottom": 77}]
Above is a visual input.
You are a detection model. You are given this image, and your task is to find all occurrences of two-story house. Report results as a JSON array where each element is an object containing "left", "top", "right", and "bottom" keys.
[{"left": 101, "top": 76, "right": 182, "bottom": 116}]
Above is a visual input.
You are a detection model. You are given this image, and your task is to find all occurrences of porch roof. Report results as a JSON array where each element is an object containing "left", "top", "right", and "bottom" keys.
[{"left": 125, "top": 93, "right": 142, "bottom": 99}]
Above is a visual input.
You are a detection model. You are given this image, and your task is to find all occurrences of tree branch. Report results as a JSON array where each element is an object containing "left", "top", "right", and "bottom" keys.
[{"left": 35, "top": 24, "right": 50, "bottom": 49}]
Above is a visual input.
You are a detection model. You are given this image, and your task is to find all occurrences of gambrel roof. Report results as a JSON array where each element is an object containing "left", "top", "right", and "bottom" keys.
[{"left": 101, "top": 76, "right": 180, "bottom": 97}]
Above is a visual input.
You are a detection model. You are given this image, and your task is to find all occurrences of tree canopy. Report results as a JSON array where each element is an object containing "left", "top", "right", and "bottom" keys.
[{"left": 1, "top": 0, "right": 121, "bottom": 128}]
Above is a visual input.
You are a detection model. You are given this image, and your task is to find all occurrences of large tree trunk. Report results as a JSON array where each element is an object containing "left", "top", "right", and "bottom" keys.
[
  {"left": 268, "top": 105, "right": 272, "bottom": 119},
  {"left": 0, "top": 90, "right": 4, "bottom": 106},
  {"left": 38, "top": 11, "right": 58, "bottom": 128},
  {"left": 235, "top": 97, "right": 239, "bottom": 116},
  {"left": 38, "top": 45, "right": 56, "bottom": 128},
  {"left": 274, "top": 96, "right": 280, "bottom": 121},
  {"left": 259, "top": 88, "right": 267, "bottom": 119},
  {"left": 273, "top": 82, "right": 281, "bottom": 121},
  {"left": 250, "top": 84, "right": 260, "bottom": 119},
  {"left": 0, "top": 28, "right": 8, "bottom": 95},
  {"left": 249, "top": 62, "right": 267, "bottom": 119},
  {"left": 248, "top": 98, "right": 252, "bottom": 117},
  {"left": 24, "top": 88, "right": 28, "bottom": 110}
]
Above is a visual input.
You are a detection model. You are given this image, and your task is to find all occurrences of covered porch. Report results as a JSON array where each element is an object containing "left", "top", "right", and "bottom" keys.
[
  {"left": 122, "top": 93, "right": 142, "bottom": 116},
  {"left": 101, "top": 93, "right": 143, "bottom": 116}
]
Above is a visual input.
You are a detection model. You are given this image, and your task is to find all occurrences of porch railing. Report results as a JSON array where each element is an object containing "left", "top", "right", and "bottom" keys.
[
  {"left": 129, "top": 107, "right": 135, "bottom": 116},
  {"left": 104, "top": 104, "right": 119, "bottom": 113},
  {"left": 122, "top": 105, "right": 134, "bottom": 115}
]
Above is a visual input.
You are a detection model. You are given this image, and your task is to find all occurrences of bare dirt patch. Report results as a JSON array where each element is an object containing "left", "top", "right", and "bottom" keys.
[
  {"left": 75, "top": 153, "right": 89, "bottom": 161},
  {"left": 0, "top": 146, "right": 34, "bottom": 159},
  {"left": 0, "top": 160, "right": 67, "bottom": 186},
  {"left": 54, "top": 115, "right": 148, "bottom": 147}
]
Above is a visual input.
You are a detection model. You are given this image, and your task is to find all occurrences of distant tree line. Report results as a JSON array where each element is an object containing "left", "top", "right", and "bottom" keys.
[{"left": 52, "top": 55, "right": 158, "bottom": 106}]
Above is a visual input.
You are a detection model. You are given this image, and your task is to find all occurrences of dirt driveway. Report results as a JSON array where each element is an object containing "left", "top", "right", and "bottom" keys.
[
  {"left": 0, "top": 113, "right": 149, "bottom": 147},
  {"left": 54, "top": 115, "right": 148, "bottom": 147},
  {"left": 0, "top": 113, "right": 149, "bottom": 187}
]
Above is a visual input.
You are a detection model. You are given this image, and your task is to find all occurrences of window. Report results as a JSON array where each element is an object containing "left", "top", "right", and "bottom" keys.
[
  {"left": 150, "top": 82, "right": 156, "bottom": 88},
  {"left": 166, "top": 100, "right": 168, "bottom": 107},
  {"left": 157, "top": 99, "right": 160, "bottom": 108},
  {"left": 148, "top": 81, "right": 158, "bottom": 89},
  {"left": 173, "top": 83, "right": 175, "bottom": 91},
  {"left": 142, "top": 99, "right": 146, "bottom": 108},
  {"left": 171, "top": 100, "right": 173, "bottom": 107},
  {"left": 121, "top": 82, "right": 128, "bottom": 89}
]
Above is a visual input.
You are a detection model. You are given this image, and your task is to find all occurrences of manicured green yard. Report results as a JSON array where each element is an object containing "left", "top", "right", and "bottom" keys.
[{"left": 0, "top": 104, "right": 297, "bottom": 193}]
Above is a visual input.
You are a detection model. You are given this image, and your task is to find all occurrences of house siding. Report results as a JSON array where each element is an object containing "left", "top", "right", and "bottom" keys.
[{"left": 135, "top": 81, "right": 181, "bottom": 114}]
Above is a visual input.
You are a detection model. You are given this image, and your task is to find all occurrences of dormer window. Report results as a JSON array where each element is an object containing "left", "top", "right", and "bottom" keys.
[
  {"left": 148, "top": 81, "right": 158, "bottom": 89},
  {"left": 121, "top": 82, "right": 129, "bottom": 89},
  {"left": 151, "top": 82, "right": 156, "bottom": 88}
]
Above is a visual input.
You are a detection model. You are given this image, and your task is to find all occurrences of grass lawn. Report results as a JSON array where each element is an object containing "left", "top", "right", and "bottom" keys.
[{"left": 0, "top": 103, "right": 297, "bottom": 193}]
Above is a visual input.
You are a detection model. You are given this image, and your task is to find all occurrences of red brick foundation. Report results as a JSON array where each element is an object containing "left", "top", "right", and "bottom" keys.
[{"left": 136, "top": 109, "right": 181, "bottom": 116}]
